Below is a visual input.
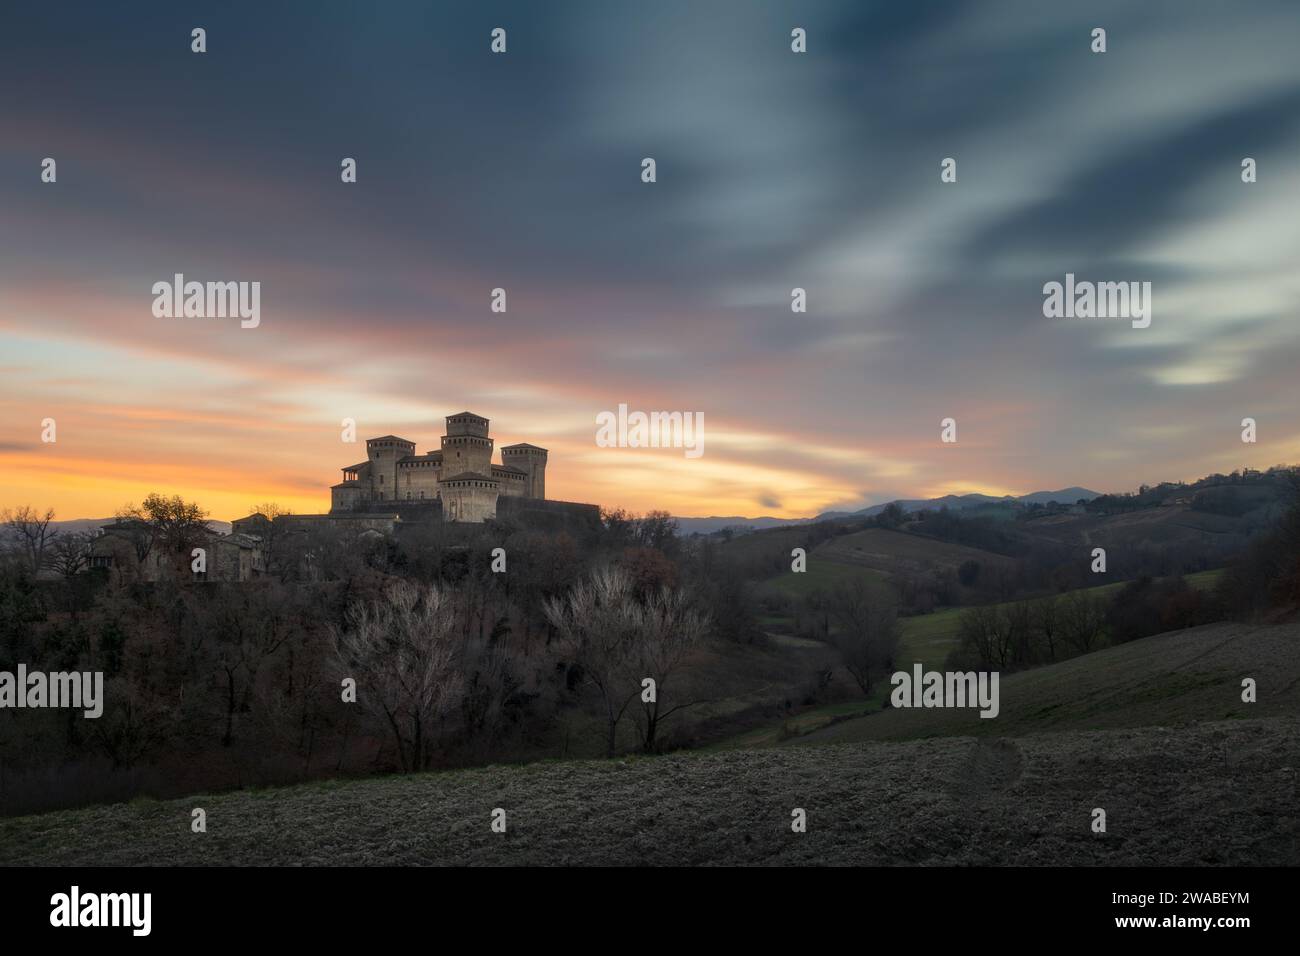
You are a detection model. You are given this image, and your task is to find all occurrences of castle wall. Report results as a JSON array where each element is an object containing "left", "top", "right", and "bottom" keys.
[
  {"left": 398, "top": 457, "right": 442, "bottom": 501},
  {"left": 493, "top": 468, "right": 528, "bottom": 497},
  {"left": 495, "top": 496, "right": 600, "bottom": 534},
  {"left": 279, "top": 513, "right": 401, "bottom": 534},
  {"left": 332, "top": 483, "right": 366, "bottom": 511},
  {"left": 441, "top": 479, "right": 498, "bottom": 523}
]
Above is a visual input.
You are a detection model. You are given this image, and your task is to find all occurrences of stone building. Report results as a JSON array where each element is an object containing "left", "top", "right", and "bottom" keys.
[
  {"left": 330, "top": 412, "right": 548, "bottom": 523},
  {"left": 226, "top": 412, "right": 597, "bottom": 554},
  {"left": 87, "top": 521, "right": 264, "bottom": 584}
]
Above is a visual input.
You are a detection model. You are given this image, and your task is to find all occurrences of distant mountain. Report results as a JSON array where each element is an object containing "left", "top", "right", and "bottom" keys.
[
  {"left": 822, "top": 493, "right": 1005, "bottom": 520},
  {"left": 672, "top": 515, "right": 815, "bottom": 536},
  {"left": 34, "top": 518, "right": 116, "bottom": 537},
  {"left": 675, "top": 488, "right": 1102, "bottom": 536}
]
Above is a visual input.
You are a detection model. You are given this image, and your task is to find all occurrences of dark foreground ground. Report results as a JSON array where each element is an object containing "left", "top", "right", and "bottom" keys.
[{"left": 2, "top": 716, "right": 1296, "bottom": 866}]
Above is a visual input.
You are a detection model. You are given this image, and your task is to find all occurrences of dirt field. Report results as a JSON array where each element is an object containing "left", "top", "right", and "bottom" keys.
[{"left": 3, "top": 715, "right": 1296, "bottom": 866}]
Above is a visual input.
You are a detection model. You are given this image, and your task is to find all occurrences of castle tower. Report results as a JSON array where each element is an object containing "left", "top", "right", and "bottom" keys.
[
  {"left": 441, "top": 412, "right": 493, "bottom": 477},
  {"left": 501, "top": 443, "right": 547, "bottom": 499},
  {"left": 365, "top": 435, "right": 415, "bottom": 503},
  {"left": 439, "top": 472, "right": 500, "bottom": 522}
]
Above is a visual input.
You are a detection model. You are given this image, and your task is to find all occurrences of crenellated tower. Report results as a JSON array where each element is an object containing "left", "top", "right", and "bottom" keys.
[
  {"left": 365, "top": 435, "right": 415, "bottom": 503},
  {"left": 440, "top": 411, "right": 494, "bottom": 476},
  {"left": 501, "top": 443, "right": 547, "bottom": 499}
]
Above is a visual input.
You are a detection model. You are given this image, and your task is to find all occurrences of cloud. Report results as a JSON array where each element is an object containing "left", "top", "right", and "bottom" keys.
[{"left": 2, "top": 1, "right": 1299, "bottom": 519}]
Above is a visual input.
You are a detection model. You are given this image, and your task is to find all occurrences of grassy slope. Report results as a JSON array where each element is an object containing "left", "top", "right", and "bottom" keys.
[
  {"left": 2, "top": 615, "right": 1294, "bottom": 866},
  {"left": 813, "top": 526, "right": 1017, "bottom": 576},
  {"left": 796, "top": 619, "right": 1298, "bottom": 746},
  {"left": 3, "top": 715, "right": 1295, "bottom": 865},
  {"left": 726, "top": 569, "right": 1224, "bottom": 748},
  {"left": 896, "top": 565, "right": 1224, "bottom": 670}
]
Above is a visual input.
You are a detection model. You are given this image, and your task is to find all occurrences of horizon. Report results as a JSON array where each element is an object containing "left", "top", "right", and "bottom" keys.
[
  {"left": 40, "top": 466, "right": 1285, "bottom": 526},
  {"left": 4, "top": 1, "right": 1300, "bottom": 523}
]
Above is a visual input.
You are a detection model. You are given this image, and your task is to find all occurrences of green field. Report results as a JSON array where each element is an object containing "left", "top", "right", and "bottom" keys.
[
  {"left": 767, "top": 566, "right": 1223, "bottom": 661},
  {"left": 764, "top": 561, "right": 891, "bottom": 601},
  {"left": 728, "top": 568, "right": 1226, "bottom": 749},
  {"left": 797, "top": 618, "right": 1298, "bottom": 746}
]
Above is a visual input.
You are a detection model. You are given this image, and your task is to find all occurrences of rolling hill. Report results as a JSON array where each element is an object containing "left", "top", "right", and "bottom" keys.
[
  {"left": 2, "top": 619, "right": 1296, "bottom": 866},
  {"left": 794, "top": 620, "right": 1299, "bottom": 746},
  {"left": 674, "top": 487, "right": 1102, "bottom": 535},
  {"left": 812, "top": 526, "right": 1017, "bottom": 578}
]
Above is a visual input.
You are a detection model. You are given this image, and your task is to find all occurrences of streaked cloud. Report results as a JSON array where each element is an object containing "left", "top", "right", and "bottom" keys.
[{"left": 2, "top": 1, "right": 1299, "bottom": 520}]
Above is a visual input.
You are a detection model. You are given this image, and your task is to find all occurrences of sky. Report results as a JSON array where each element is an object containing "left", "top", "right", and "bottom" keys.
[{"left": 2, "top": 0, "right": 1299, "bottom": 522}]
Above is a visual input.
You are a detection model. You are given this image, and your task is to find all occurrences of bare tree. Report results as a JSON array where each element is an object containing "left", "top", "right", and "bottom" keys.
[
  {"left": 546, "top": 566, "right": 710, "bottom": 755},
  {"left": 1033, "top": 597, "right": 1061, "bottom": 662},
  {"left": 1, "top": 506, "right": 58, "bottom": 573},
  {"left": 544, "top": 566, "right": 643, "bottom": 757},
  {"left": 458, "top": 634, "right": 516, "bottom": 757},
  {"left": 630, "top": 586, "right": 710, "bottom": 752},
  {"left": 331, "top": 581, "right": 463, "bottom": 772},
  {"left": 1061, "top": 589, "right": 1107, "bottom": 654},
  {"left": 250, "top": 502, "right": 291, "bottom": 520},
  {"left": 827, "top": 578, "right": 900, "bottom": 694},
  {"left": 633, "top": 510, "right": 680, "bottom": 555},
  {"left": 1004, "top": 600, "right": 1035, "bottom": 666},
  {"left": 47, "top": 531, "right": 92, "bottom": 579},
  {"left": 194, "top": 585, "right": 298, "bottom": 747},
  {"left": 957, "top": 603, "right": 1013, "bottom": 669},
  {"left": 88, "top": 677, "right": 172, "bottom": 770}
]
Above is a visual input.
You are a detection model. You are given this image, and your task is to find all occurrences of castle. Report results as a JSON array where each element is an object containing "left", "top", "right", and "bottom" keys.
[
  {"left": 329, "top": 411, "right": 549, "bottom": 523},
  {"left": 89, "top": 412, "right": 593, "bottom": 584}
]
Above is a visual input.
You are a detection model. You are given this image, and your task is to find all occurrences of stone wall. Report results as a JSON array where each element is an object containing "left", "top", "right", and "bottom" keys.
[{"left": 495, "top": 495, "right": 601, "bottom": 534}]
